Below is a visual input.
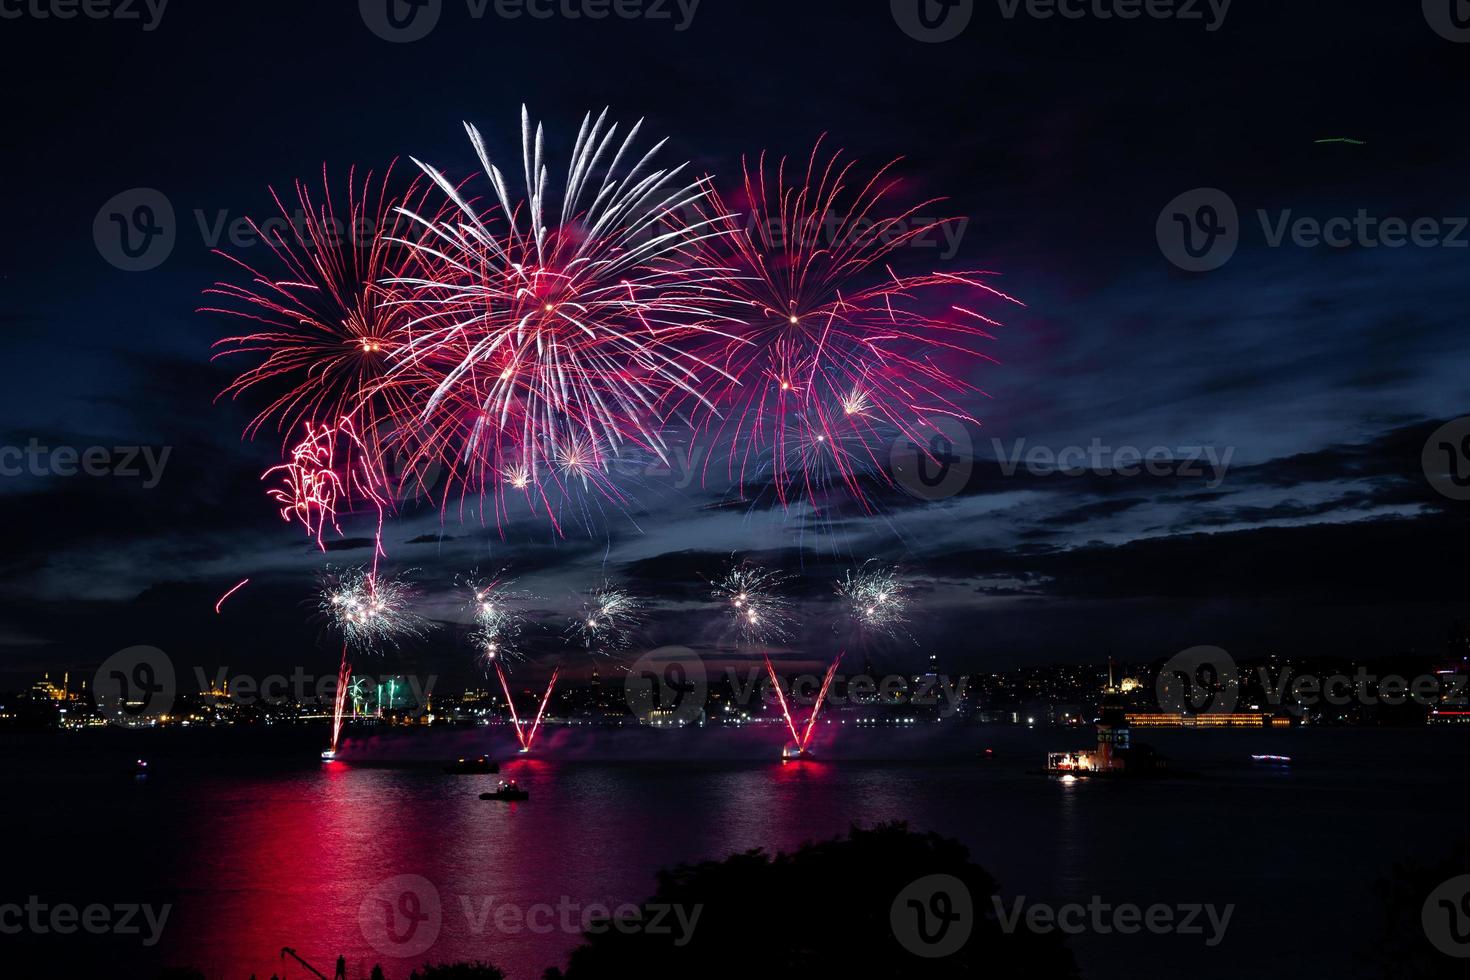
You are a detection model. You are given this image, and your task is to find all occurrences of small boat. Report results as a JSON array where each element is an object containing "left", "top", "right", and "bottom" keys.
[
  {"left": 444, "top": 756, "right": 499, "bottom": 775},
  {"left": 133, "top": 759, "right": 149, "bottom": 777},
  {"left": 320, "top": 749, "right": 338, "bottom": 763},
  {"left": 781, "top": 743, "right": 810, "bottom": 762},
  {"left": 1251, "top": 754, "right": 1292, "bottom": 765},
  {"left": 480, "top": 780, "right": 529, "bottom": 802}
]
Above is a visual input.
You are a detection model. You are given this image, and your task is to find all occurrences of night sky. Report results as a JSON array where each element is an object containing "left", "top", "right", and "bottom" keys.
[{"left": 2, "top": 1, "right": 1467, "bottom": 690}]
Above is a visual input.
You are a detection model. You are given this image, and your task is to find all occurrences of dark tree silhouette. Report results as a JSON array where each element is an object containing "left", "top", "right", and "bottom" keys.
[
  {"left": 1370, "top": 844, "right": 1470, "bottom": 979},
  {"left": 546, "top": 822, "right": 1077, "bottom": 979},
  {"left": 408, "top": 962, "right": 505, "bottom": 980}
]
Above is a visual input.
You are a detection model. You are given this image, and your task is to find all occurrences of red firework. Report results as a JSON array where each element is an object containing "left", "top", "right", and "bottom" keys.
[
  {"left": 203, "top": 162, "right": 438, "bottom": 453},
  {"left": 765, "top": 653, "right": 844, "bottom": 759},
  {"left": 495, "top": 661, "right": 560, "bottom": 752},
  {"left": 684, "top": 139, "right": 1023, "bottom": 508}
]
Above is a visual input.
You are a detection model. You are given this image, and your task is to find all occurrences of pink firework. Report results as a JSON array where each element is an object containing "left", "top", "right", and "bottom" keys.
[
  {"left": 384, "top": 106, "right": 743, "bottom": 532},
  {"left": 263, "top": 419, "right": 387, "bottom": 555},
  {"left": 684, "top": 139, "right": 1023, "bottom": 509},
  {"left": 203, "top": 162, "right": 438, "bottom": 453}
]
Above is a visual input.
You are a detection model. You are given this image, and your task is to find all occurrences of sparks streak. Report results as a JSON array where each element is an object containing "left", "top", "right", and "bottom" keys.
[{"left": 214, "top": 578, "right": 250, "bottom": 614}]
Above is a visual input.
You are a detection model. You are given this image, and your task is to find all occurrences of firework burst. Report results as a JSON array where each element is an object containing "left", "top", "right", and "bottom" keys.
[
  {"left": 683, "top": 139, "right": 1023, "bottom": 509},
  {"left": 204, "top": 163, "right": 438, "bottom": 450},
  {"left": 711, "top": 559, "right": 794, "bottom": 646},
  {"left": 835, "top": 562, "right": 911, "bottom": 640},
  {"left": 320, "top": 565, "right": 428, "bottom": 655},
  {"left": 264, "top": 419, "right": 388, "bottom": 553},
  {"left": 459, "top": 569, "right": 534, "bottom": 666},
  {"left": 570, "top": 582, "right": 642, "bottom": 654},
  {"left": 385, "top": 105, "right": 745, "bottom": 532}
]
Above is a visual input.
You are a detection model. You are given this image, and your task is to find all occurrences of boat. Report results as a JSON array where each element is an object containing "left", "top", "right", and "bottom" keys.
[
  {"left": 1250, "top": 754, "right": 1292, "bottom": 765},
  {"left": 320, "top": 749, "right": 338, "bottom": 762},
  {"left": 133, "top": 759, "right": 149, "bottom": 777},
  {"left": 480, "top": 780, "right": 529, "bottom": 802},
  {"left": 443, "top": 756, "right": 499, "bottom": 775},
  {"left": 781, "top": 743, "right": 810, "bottom": 762}
]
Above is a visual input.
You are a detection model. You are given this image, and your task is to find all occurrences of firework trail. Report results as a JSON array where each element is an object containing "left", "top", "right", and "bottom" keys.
[
  {"left": 570, "top": 582, "right": 643, "bottom": 655},
  {"left": 682, "top": 139, "right": 1023, "bottom": 509},
  {"left": 835, "top": 561, "right": 912, "bottom": 641},
  {"left": 711, "top": 559, "right": 794, "bottom": 646},
  {"left": 494, "top": 661, "right": 560, "bottom": 752},
  {"left": 214, "top": 578, "right": 250, "bottom": 614},
  {"left": 459, "top": 569, "right": 535, "bottom": 667},
  {"left": 385, "top": 105, "right": 745, "bottom": 533},
  {"left": 204, "top": 163, "right": 438, "bottom": 450},
  {"left": 763, "top": 652, "right": 845, "bottom": 757}
]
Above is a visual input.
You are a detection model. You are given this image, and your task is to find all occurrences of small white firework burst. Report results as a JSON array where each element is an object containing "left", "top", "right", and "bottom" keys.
[
  {"left": 320, "top": 566, "right": 429, "bottom": 654},
  {"left": 835, "top": 562, "right": 911, "bottom": 639},
  {"left": 712, "top": 559, "right": 794, "bottom": 646},
  {"left": 570, "top": 582, "right": 642, "bottom": 653},
  {"left": 459, "top": 569, "right": 535, "bottom": 666}
]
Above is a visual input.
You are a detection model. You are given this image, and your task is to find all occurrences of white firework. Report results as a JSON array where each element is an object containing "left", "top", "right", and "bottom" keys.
[
  {"left": 320, "top": 566, "right": 428, "bottom": 654},
  {"left": 712, "top": 559, "right": 794, "bottom": 645},
  {"left": 386, "top": 105, "right": 745, "bottom": 516}
]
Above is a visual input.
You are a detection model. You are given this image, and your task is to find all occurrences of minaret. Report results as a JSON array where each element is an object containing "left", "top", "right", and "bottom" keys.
[{"left": 1096, "top": 656, "right": 1130, "bottom": 769}]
